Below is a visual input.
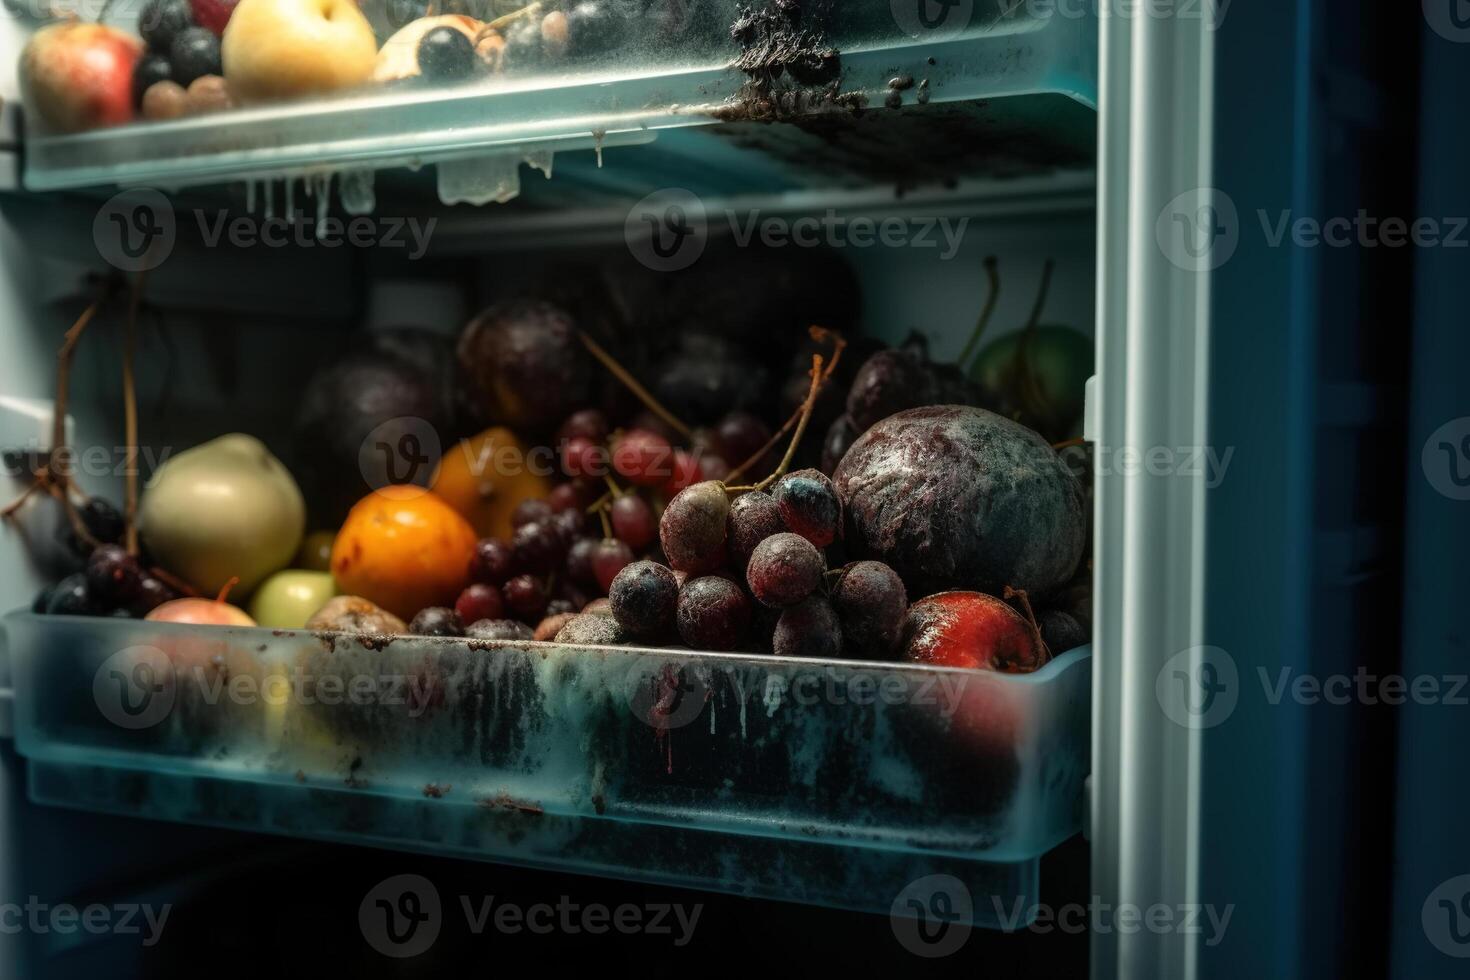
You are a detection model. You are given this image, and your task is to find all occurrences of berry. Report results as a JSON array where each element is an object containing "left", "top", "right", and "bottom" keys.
[
  {"left": 132, "top": 53, "right": 173, "bottom": 108},
  {"left": 409, "top": 607, "right": 464, "bottom": 637},
  {"left": 608, "top": 560, "right": 678, "bottom": 639},
  {"left": 513, "top": 520, "right": 566, "bottom": 575},
  {"left": 85, "top": 544, "right": 144, "bottom": 606},
  {"left": 169, "top": 26, "right": 221, "bottom": 87},
  {"left": 417, "top": 25, "right": 477, "bottom": 82},
  {"left": 45, "top": 573, "right": 97, "bottom": 616},
  {"left": 773, "top": 596, "right": 842, "bottom": 659},
  {"left": 558, "top": 409, "right": 609, "bottom": 445},
  {"left": 512, "top": 498, "right": 553, "bottom": 529},
  {"left": 469, "top": 538, "right": 516, "bottom": 586},
  {"left": 455, "top": 583, "right": 504, "bottom": 625},
  {"left": 127, "top": 576, "right": 177, "bottom": 618},
  {"left": 188, "top": 0, "right": 239, "bottom": 35},
  {"left": 548, "top": 480, "right": 593, "bottom": 512},
  {"left": 747, "top": 532, "right": 824, "bottom": 609},
  {"left": 551, "top": 508, "right": 587, "bottom": 546},
  {"left": 612, "top": 429, "right": 673, "bottom": 487},
  {"left": 610, "top": 495, "right": 656, "bottom": 551},
  {"left": 846, "top": 348, "right": 935, "bottom": 432},
  {"left": 562, "top": 436, "right": 603, "bottom": 478},
  {"left": 830, "top": 561, "right": 907, "bottom": 659},
  {"left": 771, "top": 468, "right": 841, "bottom": 549},
  {"left": 1039, "top": 609, "right": 1089, "bottom": 654},
  {"left": 726, "top": 491, "right": 785, "bottom": 574},
  {"left": 661, "top": 450, "right": 704, "bottom": 496},
  {"left": 61, "top": 498, "right": 124, "bottom": 559},
  {"left": 591, "top": 538, "right": 635, "bottom": 594},
  {"left": 139, "top": 0, "right": 193, "bottom": 53},
  {"left": 465, "top": 618, "right": 534, "bottom": 641},
  {"left": 141, "top": 80, "right": 188, "bottom": 121},
  {"left": 503, "top": 574, "right": 548, "bottom": 622},
  {"left": 699, "top": 455, "right": 731, "bottom": 482},
  {"left": 565, "top": 537, "right": 600, "bottom": 587},
  {"left": 658, "top": 481, "right": 729, "bottom": 575},
  {"left": 717, "top": 411, "right": 770, "bottom": 469},
  {"left": 676, "top": 576, "right": 751, "bottom": 651}
]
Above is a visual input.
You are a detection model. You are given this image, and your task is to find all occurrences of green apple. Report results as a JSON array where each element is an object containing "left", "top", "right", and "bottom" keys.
[
  {"left": 248, "top": 570, "right": 337, "bottom": 629},
  {"left": 138, "top": 433, "right": 306, "bottom": 597}
]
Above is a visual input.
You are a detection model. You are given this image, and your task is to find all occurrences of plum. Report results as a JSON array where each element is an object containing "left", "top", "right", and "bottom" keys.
[
  {"left": 457, "top": 300, "right": 592, "bottom": 432},
  {"left": 845, "top": 348, "right": 935, "bottom": 432},
  {"left": 833, "top": 405, "right": 1085, "bottom": 598}
]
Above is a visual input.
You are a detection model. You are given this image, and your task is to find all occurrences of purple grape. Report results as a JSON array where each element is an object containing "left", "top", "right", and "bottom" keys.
[
  {"left": 773, "top": 595, "right": 842, "bottom": 658},
  {"left": 676, "top": 576, "right": 751, "bottom": 651},
  {"left": 830, "top": 560, "right": 907, "bottom": 658},
  {"left": 608, "top": 560, "right": 678, "bottom": 639},
  {"left": 726, "top": 490, "right": 786, "bottom": 574},
  {"left": 746, "top": 532, "right": 825, "bottom": 609},
  {"left": 771, "top": 468, "right": 841, "bottom": 549}
]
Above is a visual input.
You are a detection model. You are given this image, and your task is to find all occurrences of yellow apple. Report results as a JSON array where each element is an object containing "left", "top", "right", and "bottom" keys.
[
  {"left": 221, "top": 0, "right": 378, "bottom": 103},
  {"left": 248, "top": 570, "right": 337, "bottom": 629}
]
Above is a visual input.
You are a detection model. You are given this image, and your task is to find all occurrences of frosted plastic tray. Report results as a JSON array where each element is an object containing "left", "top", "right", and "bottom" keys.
[
  {"left": 20, "top": 1, "right": 1096, "bottom": 193},
  {"left": 2, "top": 610, "right": 1089, "bottom": 922}
]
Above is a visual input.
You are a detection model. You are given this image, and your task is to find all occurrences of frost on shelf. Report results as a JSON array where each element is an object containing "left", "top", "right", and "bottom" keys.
[
  {"left": 339, "top": 170, "right": 377, "bottom": 216},
  {"left": 436, "top": 152, "right": 556, "bottom": 207}
]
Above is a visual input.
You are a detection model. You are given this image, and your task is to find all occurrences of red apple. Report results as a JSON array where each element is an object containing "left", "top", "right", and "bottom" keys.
[
  {"left": 901, "top": 591, "right": 1048, "bottom": 673},
  {"left": 145, "top": 596, "right": 257, "bottom": 626},
  {"left": 20, "top": 22, "right": 142, "bottom": 133}
]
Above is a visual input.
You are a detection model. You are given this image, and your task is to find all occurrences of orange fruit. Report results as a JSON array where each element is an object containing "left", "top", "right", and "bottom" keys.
[
  {"left": 330, "top": 489, "right": 478, "bottom": 620},
  {"left": 430, "top": 426, "right": 551, "bottom": 540}
]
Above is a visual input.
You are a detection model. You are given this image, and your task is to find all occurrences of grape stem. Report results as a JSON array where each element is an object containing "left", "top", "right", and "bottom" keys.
[
  {"left": 725, "top": 352, "right": 824, "bottom": 495},
  {"left": 1003, "top": 585, "right": 1052, "bottom": 667},
  {"left": 957, "top": 255, "right": 1000, "bottom": 370},
  {"left": 724, "top": 326, "right": 846, "bottom": 485},
  {"left": 122, "top": 269, "right": 148, "bottom": 557},
  {"left": 577, "top": 330, "right": 693, "bottom": 440},
  {"left": 486, "top": 1, "right": 542, "bottom": 31},
  {"left": 598, "top": 506, "right": 614, "bottom": 540}
]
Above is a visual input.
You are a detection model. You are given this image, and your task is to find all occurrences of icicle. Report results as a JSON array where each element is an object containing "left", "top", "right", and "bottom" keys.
[
  {"left": 437, "top": 155, "right": 521, "bottom": 206},
  {"left": 263, "top": 180, "right": 274, "bottom": 221},
  {"left": 592, "top": 129, "right": 606, "bottom": 168},
  {"left": 315, "top": 173, "right": 332, "bottom": 239},
  {"left": 284, "top": 177, "right": 295, "bottom": 218},
  {"left": 340, "top": 170, "right": 376, "bottom": 216},
  {"left": 524, "top": 149, "right": 554, "bottom": 179},
  {"left": 244, "top": 179, "right": 256, "bottom": 213}
]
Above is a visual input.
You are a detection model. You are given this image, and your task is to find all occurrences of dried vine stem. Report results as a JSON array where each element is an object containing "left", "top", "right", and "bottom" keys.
[
  {"left": 724, "top": 352, "right": 823, "bottom": 495},
  {"left": 578, "top": 330, "right": 692, "bottom": 440},
  {"left": 122, "top": 270, "right": 149, "bottom": 556},
  {"left": 724, "top": 326, "right": 846, "bottom": 485}
]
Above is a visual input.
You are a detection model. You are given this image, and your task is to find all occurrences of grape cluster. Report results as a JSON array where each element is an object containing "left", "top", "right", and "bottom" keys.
[{"left": 31, "top": 500, "right": 182, "bottom": 620}]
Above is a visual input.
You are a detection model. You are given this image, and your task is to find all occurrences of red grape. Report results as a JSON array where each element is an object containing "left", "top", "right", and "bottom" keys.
[
  {"left": 512, "top": 498, "right": 553, "bottom": 528},
  {"left": 85, "top": 544, "right": 143, "bottom": 605},
  {"left": 658, "top": 481, "right": 729, "bottom": 575},
  {"left": 612, "top": 428, "right": 673, "bottom": 487},
  {"left": 591, "top": 538, "right": 636, "bottom": 593},
  {"left": 562, "top": 436, "right": 604, "bottom": 478},
  {"left": 830, "top": 561, "right": 907, "bottom": 658},
  {"left": 513, "top": 520, "right": 567, "bottom": 575},
  {"left": 610, "top": 494, "right": 656, "bottom": 550},
  {"left": 469, "top": 538, "right": 516, "bottom": 586},
  {"left": 771, "top": 468, "right": 842, "bottom": 549},
  {"left": 726, "top": 491, "right": 786, "bottom": 574},
  {"left": 747, "top": 532, "right": 825, "bottom": 608},
  {"left": 717, "top": 411, "right": 771, "bottom": 469},
  {"left": 661, "top": 449, "right": 704, "bottom": 496},
  {"left": 773, "top": 595, "right": 842, "bottom": 658},
  {"left": 465, "top": 619, "right": 534, "bottom": 641},
  {"left": 566, "top": 537, "right": 600, "bottom": 587},
  {"left": 558, "top": 408, "right": 610, "bottom": 445},
  {"left": 608, "top": 560, "right": 678, "bottom": 639},
  {"left": 409, "top": 607, "right": 464, "bottom": 637},
  {"left": 503, "top": 574, "right": 549, "bottom": 622},
  {"left": 676, "top": 575, "right": 751, "bottom": 651},
  {"left": 455, "top": 583, "right": 505, "bottom": 625}
]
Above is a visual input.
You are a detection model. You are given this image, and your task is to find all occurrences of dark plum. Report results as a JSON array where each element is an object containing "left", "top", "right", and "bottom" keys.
[
  {"left": 465, "top": 618, "right": 534, "bottom": 641},
  {"left": 658, "top": 481, "right": 729, "bottom": 576},
  {"left": 502, "top": 574, "right": 549, "bottom": 622},
  {"left": 773, "top": 596, "right": 842, "bottom": 659},
  {"left": 746, "top": 532, "right": 825, "bottom": 609},
  {"left": 845, "top": 348, "right": 935, "bottom": 432},
  {"left": 771, "top": 468, "right": 842, "bottom": 549},
  {"left": 725, "top": 490, "right": 785, "bottom": 574},
  {"left": 469, "top": 537, "right": 516, "bottom": 586},
  {"left": 830, "top": 560, "right": 907, "bottom": 658},
  {"left": 457, "top": 300, "right": 591, "bottom": 432},
  {"left": 610, "top": 494, "right": 656, "bottom": 551},
  {"left": 409, "top": 607, "right": 464, "bottom": 637},
  {"left": 608, "top": 560, "right": 678, "bottom": 639},
  {"left": 661, "top": 450, "right": 705, "bottom": 496},
  {"left": 676, "top": 575, "right": 751, "bottom": 651},
  {"left": 834, "top": 406, "right": 1086, "bottom": 598},
  {"left": 416, "top": 25, "right": 476, "bottom": 82}
]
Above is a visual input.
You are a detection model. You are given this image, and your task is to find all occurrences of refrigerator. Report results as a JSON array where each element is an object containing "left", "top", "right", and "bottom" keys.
[{"left": 0, "top": 1, "right": 1463, "bottom": 976}]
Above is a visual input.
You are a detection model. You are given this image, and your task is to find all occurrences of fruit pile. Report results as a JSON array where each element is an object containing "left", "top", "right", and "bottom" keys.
[{"left": 18, "top": 0, "right": 724, "bottom": 133}]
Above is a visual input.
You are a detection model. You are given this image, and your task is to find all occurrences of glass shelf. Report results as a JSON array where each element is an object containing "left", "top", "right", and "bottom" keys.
[
  {"left": 3, "top": 611, "right": 1091, "bottom": 924},
  {"left": 20, "top": 2, "right": 1096, "bottom": 195}
]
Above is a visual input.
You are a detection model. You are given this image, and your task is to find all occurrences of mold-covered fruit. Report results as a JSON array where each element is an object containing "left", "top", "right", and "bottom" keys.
[
  {"left": 901, "top": 591, "right": 1048, "bottom": 673},
  {"left": 834, "top": 405, "right": 1085, "bottom": 597},
  {"left": 845, "top": 348, "right": 935, "bottom": 432},
  {"left": 1038, "top": 608, "right": 1089, "bottom": 654},
  {"left": 456, "top": 300, "right": 591, "bottom": 432},
  {"left": 409, "top": 606, "right": 464, "bottom": 637},
  {"left": 771, "top": 468, "right": 841, "bottom": 549},
  {"left": 747, "top": 532, "right": 825, "bottom": 609},
  {"left": 305, "top": 595, "right": 407, "bottom": 635},
  {"left": 726, "top": 490, "right": 785, "bottom": 574},
  {"left": 676, "top": 575, "right": 751, "bottom": 651},
  {"left": 330, "top": 489, "right": 477, "bottom": 620},
  {"left": 658, "top": 481, "right": 729, "bottom": 575},
  {"left": 554, "top": 613, "right": 628, "bottom": 646},
  {"left": 465, "top": 618, "right": 533, "bottom": 641},
  {"left": 535, "top": 611, "right": 578, "bottom": 641},
  {"left": 609, "top": 560, "right": 678, "bottom": 639},
  {"left": 773, "top": 595, "right": 842, "bottom": 659},
  {"left": 830, "top": 560, "right": 907, "bottom": 659}
]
